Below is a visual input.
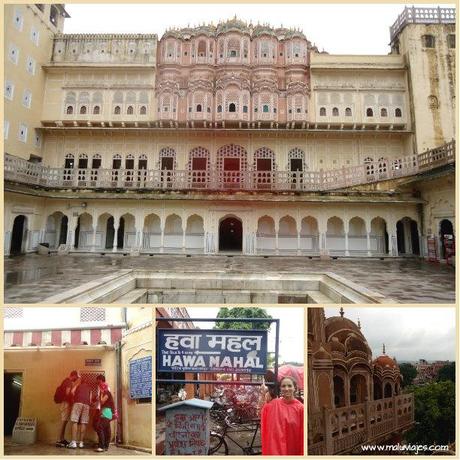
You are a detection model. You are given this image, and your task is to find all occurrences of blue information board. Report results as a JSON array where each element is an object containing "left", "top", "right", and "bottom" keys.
[
  {"left": 129, "top": 356, "right": 152, "bottom": 399},
  {"left": 158, "top": 329, "right": 268, "bottom": 374}
]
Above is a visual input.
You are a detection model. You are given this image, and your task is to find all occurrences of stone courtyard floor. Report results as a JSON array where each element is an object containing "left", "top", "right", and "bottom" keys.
[
  {"left": 4, "top": 254, "right": 455, "bottom": 304},
  {"left": 4, "top": 437, "right": 149, "bottom": 455}
]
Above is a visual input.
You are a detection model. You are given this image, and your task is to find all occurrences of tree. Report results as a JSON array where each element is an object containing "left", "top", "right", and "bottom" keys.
[
  {"left": 405, "top": 381, "right": 455, "bottom": 446},
  {"left": 214, "top": 307, "right": 272, "bottom": 331},
  {"left": 399, "top": 363, "right": 417, "bottom": 387},
  {"left": 437, "top": 362, "right": 455, "bottom": 383}
]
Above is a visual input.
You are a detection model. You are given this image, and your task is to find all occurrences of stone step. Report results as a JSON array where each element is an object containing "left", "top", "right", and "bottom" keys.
[{"left": 114, "top": 289, "right": 148, "bottom": 304}]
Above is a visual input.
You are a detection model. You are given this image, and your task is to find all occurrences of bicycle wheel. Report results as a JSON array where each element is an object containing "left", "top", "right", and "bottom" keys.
[{"left": 208, "top": 432, "right": 229, "bottom": 455}]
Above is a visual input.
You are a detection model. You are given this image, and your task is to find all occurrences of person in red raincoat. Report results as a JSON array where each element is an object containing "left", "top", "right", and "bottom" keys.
[{"left": 260, "top": 376, "right": 304, "bottom": 456}]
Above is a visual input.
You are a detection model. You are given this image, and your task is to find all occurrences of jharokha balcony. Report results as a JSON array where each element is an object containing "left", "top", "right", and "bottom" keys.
[
  {"left": 308, "top": 394, "right": 415, "bottom": 455},
  {"left": 4, "top": 141, "right": 454, "bottom": 192}
]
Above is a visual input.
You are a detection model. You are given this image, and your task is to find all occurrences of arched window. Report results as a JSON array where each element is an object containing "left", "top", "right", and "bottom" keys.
[
  {"left": 395, "top": 108, "right": 402, "bottom": 117},
  {"left": 229, "top": 103, "right": 236, "bottom": 113},
  {"left": 196, "top": 104, "right": 202, "bottom": 112},
  {"left": 80, "top": 105, "right": 87, "bottom": 115},
  {"left": 381, "top": 108, "right": 388, "bottom": 117},
  {"left": 114, "top": 106, "right": 121, "bottom": 115},
  {"left": 217, "top": 105, "right": 222, "bottom": 113},
  {"left": 140, "top": 105, "right": 147, "bottom": 115},
  {"left": 127, "top": 106, "right": 134, "bottom": 115},
  {"left": 345, "top": 107, "right": 352, "bottom": 116},
  {"left": 93, "top": 105, "right": 100, "bottom": 115},
  {"left": 332, "top": 107, "right": 339, "bottom": 116},
  {"left": 198, "top": 40, "right": 206, "bottom": 56},
  {"left": 319, "top": 107, "right": 326, "bottom": 116},
  {"left": 66, "top": 106, "right": 74, "bottom": 115},
  {"left": 366, "top": 108, "right": 374, "bottom": 117},
  {"left": 243, "top": 105, "right": 248, "bottom": 113},
  {"left": 262, "top": 104, "right": 269, "bottom": 113}
]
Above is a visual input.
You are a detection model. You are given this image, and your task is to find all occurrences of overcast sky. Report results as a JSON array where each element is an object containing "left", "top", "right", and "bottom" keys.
[
  {"left": 63, "top": 3, "right": 454, "bottom": 55},
  {"left": 324, "top": 307, "right": 456, "bottom": 362},
  {"left": 184, "top": 307, "right": 304, "bottom": 364}
]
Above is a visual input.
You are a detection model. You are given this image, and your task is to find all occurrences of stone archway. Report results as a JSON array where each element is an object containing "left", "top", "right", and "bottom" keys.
[
  {"left": 10, "top": 215, "right": 27, "bottom": 256},
  {"left": 219, "top": 216, "right": 243, "bottom": 252},
  {"left": 440, "top": 219, "right": 454, "bottom": 259}
]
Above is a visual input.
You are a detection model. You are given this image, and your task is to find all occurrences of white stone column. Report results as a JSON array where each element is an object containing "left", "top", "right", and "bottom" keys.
[
  {"left": 365, "top": 221, "right": 372, "bottom": 257},
  {"left": 69, "top": 218, "right": 78, "bottom": 251},
  {"left": 160, "top": 221, "right": 165, "bottom": 254},
  {"left": 275, "top": 220, "right": 279, "bottom": 255},
  {"left": 92, "top": 226, "right": 97, "bottom": 252},
  {"left": 390, "top": 221, "right": 398, "bottom": 256},
  {"left": 344, "top": 220, "right": 350, "bottom": 256},
  {"left": 296, "top": 221, "right": 301, "bottom": 256},
  {"left": 182, "top": 221, "right": 186, "bottom": 253},
  {"left": 112, "top": 222, "right": 119, "bottom": 252}
]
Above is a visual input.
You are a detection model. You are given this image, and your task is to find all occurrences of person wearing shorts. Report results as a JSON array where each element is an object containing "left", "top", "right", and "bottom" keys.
[
  {"left": 56, "top": 370, "right": 79, "bottom": 448},
  {"left": 67, "top": 376, "right": 92, "bottom": 449}
]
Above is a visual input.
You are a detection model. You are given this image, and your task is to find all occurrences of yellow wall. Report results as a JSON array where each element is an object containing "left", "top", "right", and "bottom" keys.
[
  {"left": 4, "top": 348, "right": 116, "bottom": 443},
  {"left": 121, "top": 308, "right": 153, "bottom": 449},
  {"left": 5, "top": 5, "right": 64, "bottom": 160}
]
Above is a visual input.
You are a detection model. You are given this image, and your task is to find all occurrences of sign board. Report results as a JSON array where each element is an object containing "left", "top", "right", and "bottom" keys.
[
  {"left": 85, "top": 359, "right": 101, "bottom": 367},
  {"left": 162, "top": 399, "right": 213, "bottom": 456},
  {"left": 158, "top": 329, "right": 268, "bottom": 374},
  {"left": 12, "top": 418, "right": 37, "bottom": 445},
  {"left": 129, "top": 356, "right": 152, "bottom": 399}
]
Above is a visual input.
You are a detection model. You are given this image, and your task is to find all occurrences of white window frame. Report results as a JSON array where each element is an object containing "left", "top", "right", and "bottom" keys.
[
  {"left": 4, "top": 120, "right": 10, "bottom": 140},
  {"left": 30, "top": 26, "right": 40, "bottom": 46},
  {"left": 34, "top": 131, "right": 42, "bottom": 148},
  {"left": 26, "top": 56, "right": 36, "bottom": 75},
  {"left": 18, "top": 123, "right": 28, "bottom": 143},
  {"left": 22, "top": 89, "right": 32, "bottom": 109},
  {"left": 5, "top": 81, "right": 15, "bottom": 101},
  {"left": 13, "top": 8, "right": 24, "bottom": 31},
  {"left": 8, "top": 43, "right": 20, "bottom": 65}
]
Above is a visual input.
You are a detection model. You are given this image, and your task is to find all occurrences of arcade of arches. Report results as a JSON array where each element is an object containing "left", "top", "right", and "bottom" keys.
[{"left": 5, "top": 197, "right": 435, "bottom": 258}]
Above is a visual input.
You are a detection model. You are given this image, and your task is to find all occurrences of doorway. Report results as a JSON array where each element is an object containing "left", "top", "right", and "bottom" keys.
[
  {"left": 440, "top": 219, "right": 454, "bottom": 259},
  {"left": 59, "top": 216, "right": 68, "bottom": 245},
  {"left": 4, "top": 372, "right": 22, "bottom": 436},
  {"left": 106, "top": 217, "right": 115, "bottom": 249},
  {"left": 10, "top": 215, "right": 27, "bottom": 256},
  {"left": 219, "top": 217, "right": 243, "bottom": 252}
]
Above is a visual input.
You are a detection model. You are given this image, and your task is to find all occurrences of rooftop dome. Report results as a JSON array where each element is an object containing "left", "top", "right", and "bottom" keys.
[
  {"left": 216, "top": 17, "right": 250, "bottom": 35},
  {"left": 373, "top": 345, "right": 399, "bottom": 369},
  {"left": 324, "top": 308, "right": 364, "bottom": 340}
]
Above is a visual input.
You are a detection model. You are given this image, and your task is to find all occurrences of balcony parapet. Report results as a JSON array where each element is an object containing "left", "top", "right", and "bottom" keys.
[
  {"left": 309, "top": 393, "right": 414, "bottom": 455},
  {"left": 4, "top": 141, "right": 454, "bottom": 193},
  {"left": 390, "top": 6, "right": 456, "bottom": 43}
]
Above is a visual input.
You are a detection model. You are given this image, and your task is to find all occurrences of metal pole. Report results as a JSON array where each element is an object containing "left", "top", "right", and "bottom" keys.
[{"left": 274, "top": 319, "right": 280, "bottom": 390}]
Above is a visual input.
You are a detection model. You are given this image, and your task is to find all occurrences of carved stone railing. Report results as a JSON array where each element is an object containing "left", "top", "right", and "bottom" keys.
[
  {"left": 390, "top": 6, "right": 456, "bottom": 42},
  {"left": 309, "top": 393, "right": 414, "bottom": 455},
  {"left": 5, "top": 141, "right": 454, "bottom": 192}
]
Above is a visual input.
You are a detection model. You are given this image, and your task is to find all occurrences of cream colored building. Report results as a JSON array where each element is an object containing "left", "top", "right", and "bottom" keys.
[
  {"left": 4, "top": 6, "right": 455, "bottom": 261},
  {"left": 3, "top": 306, "right": 152, "bottom": 451}
]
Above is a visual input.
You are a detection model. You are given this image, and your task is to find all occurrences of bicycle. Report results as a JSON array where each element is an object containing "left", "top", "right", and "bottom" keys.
[{"left": 208, "top": 413, "right": 261, "bottom": 455}]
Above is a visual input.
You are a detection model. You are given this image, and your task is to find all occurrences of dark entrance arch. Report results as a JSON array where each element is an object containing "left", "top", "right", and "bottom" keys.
[
  {"left": 106, "top": 217, "right": 115, "bottom": 249},
  {"left": 440, "top": 219, "right": 454, "bottom": 259},
  {"left": 396, "top": 221, "right": 405, "bottom": 254},
  {"left": 59, "top": 216, "right": 68, "bottom": 245},
  {"left": 10, "top": 215, "right": 27, "bottom": 255},
  {"left": 117, "top": 217, "right": 125, "bottom": 249},
  {"left": 219, "top": 217, "right": 242, "bottom": 252},
  {"left": 410, "top": 221, "right": 420, "bottom": 255},
  {"left": 74, "top": 217, "right": 80, "bottom": 249}
]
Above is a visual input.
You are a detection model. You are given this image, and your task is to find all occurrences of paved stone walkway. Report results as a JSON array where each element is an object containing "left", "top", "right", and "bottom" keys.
[
  {"left": 4, "top": 254, "right": 455, "bottom": 304},
  {"left": 4, "top": 438, "right": 149, "bottom": 455}
]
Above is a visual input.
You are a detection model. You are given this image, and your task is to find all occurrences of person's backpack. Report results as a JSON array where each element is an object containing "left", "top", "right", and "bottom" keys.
[{"left": 54, "top": 378, "right": 70, "bottom": 404}]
